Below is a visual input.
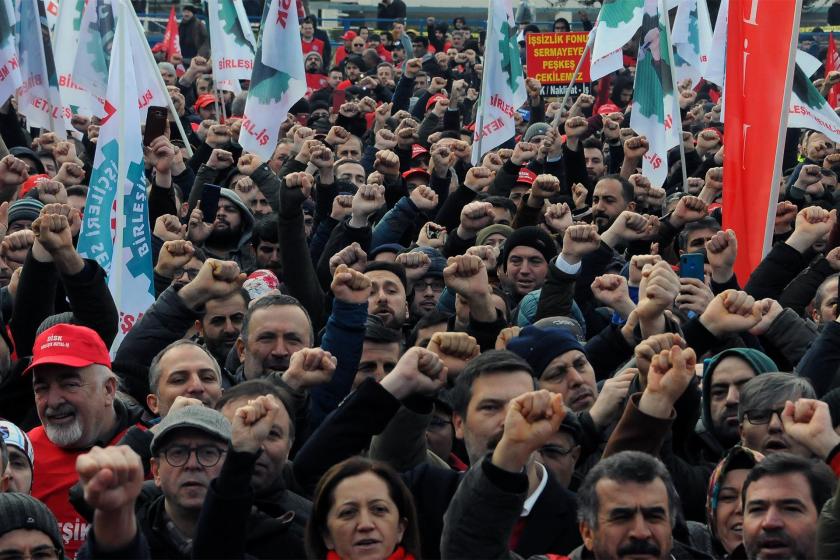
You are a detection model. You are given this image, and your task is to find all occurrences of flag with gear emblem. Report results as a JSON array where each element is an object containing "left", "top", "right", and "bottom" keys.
[
  {"left": 76, "top": 0, "right": 154, "bottom": 354},
  {"left": 471, "top": 0, "right": 526, "bottom": 165},
  {"left": 629, "top": 0, "right": 681, "bottom": 188},
  {"left": 207, "top": 0, "right": 256, "bottom": 93}
]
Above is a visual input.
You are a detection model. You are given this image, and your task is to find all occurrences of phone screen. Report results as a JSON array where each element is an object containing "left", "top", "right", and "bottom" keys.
[
  {"left": 143, "top": 106, "right": 169, "bottom": 147},
  {"left": 679, "top": 253, "right": 705, "bottom": 281},
  {"left": 199, "top": 184, "right": 222, "bottom": 223}
]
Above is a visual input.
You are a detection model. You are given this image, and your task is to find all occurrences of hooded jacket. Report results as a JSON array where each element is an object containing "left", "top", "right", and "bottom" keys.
[
  {"left": 698, "top": 348, "right": 778, "bottom": 461},
  {"left": 204, "top": 188, "right": 256, "bottom": 271}
]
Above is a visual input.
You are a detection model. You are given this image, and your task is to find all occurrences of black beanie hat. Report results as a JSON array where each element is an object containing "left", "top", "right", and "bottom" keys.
[
  {"left": 0, "top": 493, "right": 63, "bottom": 555},
  {"left": 501, "top": 226, "right": 558, "bottom": 270}
]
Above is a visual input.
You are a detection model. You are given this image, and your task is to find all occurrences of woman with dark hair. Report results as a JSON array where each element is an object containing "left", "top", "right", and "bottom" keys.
[{"left": 305, "top": 457, "right": 422, "bottom": 560}]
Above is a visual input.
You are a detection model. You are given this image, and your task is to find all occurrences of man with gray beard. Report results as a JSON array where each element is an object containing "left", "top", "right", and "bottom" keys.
[{"left": 26, "top": 324, "right": 143, "bottom": 557}]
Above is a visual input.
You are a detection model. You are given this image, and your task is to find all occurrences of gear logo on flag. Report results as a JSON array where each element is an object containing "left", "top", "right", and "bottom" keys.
[
  {"left": 498, "top": 20, "right": 522, "bottom": 94},
  {"left": 218, "top": 0, "right": 252, "bottom": 49}
]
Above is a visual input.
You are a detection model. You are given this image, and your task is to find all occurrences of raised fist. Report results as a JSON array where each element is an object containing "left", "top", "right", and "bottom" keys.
[{"left": 331, "top": 263, "right": 372, "bottom": 304}]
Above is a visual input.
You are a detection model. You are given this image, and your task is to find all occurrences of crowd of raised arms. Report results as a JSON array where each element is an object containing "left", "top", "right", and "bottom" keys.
[{"left": 3, "top": 4, "right": 840, "bottom": 560}]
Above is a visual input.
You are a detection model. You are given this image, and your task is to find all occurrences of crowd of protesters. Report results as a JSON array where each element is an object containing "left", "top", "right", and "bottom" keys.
[{"left": 2, "top": 4, "right": 840, "bottom": 560}]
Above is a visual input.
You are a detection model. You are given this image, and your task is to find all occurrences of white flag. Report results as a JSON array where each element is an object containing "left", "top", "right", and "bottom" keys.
[
  {"left": 0, "top": 0, "right": 20, "bottom": 104},
  {"left": 591, "top": 0, "right": 645, "bottom": 62},
  {"left": 704, "top": 0, "right": 727, "bottom": 87},
  {"left": 240, "top": 0, "right": 306, "bottom": 160},
  {"left": 72, "top": 0, "right": 168, "bottom": 119},
  {"left": 788, "top": 61, "right": 840, "bottom": 144},
  {"left": 16, "top": 0, "right": 69, "bottom": 132},
  {"left": 76, "top": 0, "right": 154, "bottom": 352},
  {"left": 587, "top": 22, "right": 623, "bottom": 82},
  {"left": 630, "top": 0, "right": 682, "bottom": 187},
  {"left": 53, "top": 0, "right": 90, "bottom": 113},
  {"left": 470, "top": 0, "right": 527, "bottom": 165},
  {"left": 672, "top": 0, "right": 713, "bottom": 87},
  {"left": 207, "top": 0, "right": 256, "bottom": 93}
]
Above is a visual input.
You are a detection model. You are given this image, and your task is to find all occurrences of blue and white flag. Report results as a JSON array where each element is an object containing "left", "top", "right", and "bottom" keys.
[{"left": 76, "top": 0, "right": 154, "bottom": 352}]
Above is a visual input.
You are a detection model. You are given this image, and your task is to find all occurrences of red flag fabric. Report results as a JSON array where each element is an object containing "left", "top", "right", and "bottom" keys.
[
  {"left": 152, "top": 7, "right": 181, "bottom": 59},
  {"left": 827, "top": 33, "right": 840, "bottom": 108},
  {"left": 723, "top": 0, "right": 802, "bottom": 283}
]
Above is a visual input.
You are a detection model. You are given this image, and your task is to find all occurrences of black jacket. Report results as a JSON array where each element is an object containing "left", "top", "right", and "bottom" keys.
[{"left": 294, "top": 378, "right": 581, "bottom": 559}]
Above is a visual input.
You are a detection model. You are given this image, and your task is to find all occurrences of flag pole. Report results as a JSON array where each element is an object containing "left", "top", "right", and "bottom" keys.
[
  {"left": 551, "top": 40, "right": 591, "bottom": 128},
  {"left": 112, "top": 0, "right": 128, "bottom": 333},
  {"left": 661, "top": 0, "right": 688, "bottom": 191},
  {"left": 127, "top": 7, "right": 194, "bottom": 157},
  {"left": 473, "top": 0, "right": 492, "bottom": 164}
]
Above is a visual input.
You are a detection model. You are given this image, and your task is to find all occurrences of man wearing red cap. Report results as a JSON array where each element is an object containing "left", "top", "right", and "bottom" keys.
[
  {"left": 27, "top": 324, "right": 142, "bottom": 557},
  {"left": 334, "top": 30, "right": 356, "bottom": 66},
  {"left": 193, "top": 93, "right": 217, "bottom": 122}
]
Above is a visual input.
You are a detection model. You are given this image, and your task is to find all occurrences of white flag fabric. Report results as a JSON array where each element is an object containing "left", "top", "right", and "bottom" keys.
[
  {"left": 630, "top": 0, "right": 682, "bottom": 187},
  {"left": 16, "top": 0, "right": 68, "bottom": 132},
  {"left": 0, "top": 0, "right": 20, "bottom": 104},
  {"left": 72, "top": 0, "right": 168, "bottom": 119},
  {"left": 207, "top": 0, "right": 256, "bottom": 93},
  {"left": 470, "top": 0, "right": 527, "bottom": 165},
  {"left": 240, "top": 0, "right": 306, "bottom": 160},
  {"left": 587, "top": 23, "right": 623, "bottom": 82},
  {"left": 672, "top": 0, "right": 713, "bottom": 87},
  {"left": 591, "top": 0, "right": 645, "bottom": 62},
  {"left": 789, "top": 61, "right": 840, "bottom": 144},
  {"left": 76, "top": 0, "right": 154, "bottom": 353},
  {"left": 53, "top": 0, "right": 90, "bottom": 113},
  {"left": 704, "top": 0, "right": 727, "bottom": 87}
]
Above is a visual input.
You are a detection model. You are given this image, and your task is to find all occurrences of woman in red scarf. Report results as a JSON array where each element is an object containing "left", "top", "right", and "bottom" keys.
[{"left": 305, "top": 457, "right": 422, "bottom": 560}]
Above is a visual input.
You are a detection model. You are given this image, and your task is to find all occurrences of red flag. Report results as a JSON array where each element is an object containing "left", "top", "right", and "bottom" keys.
[
  {"left": 152, "top": 7, "right": 182, "bottom": 59},
  {"left": 723, "top": 0, "right": 802, "bottom": 283},
  {"left": 827, "top": 33, "right": 840, "bottom": 108}
]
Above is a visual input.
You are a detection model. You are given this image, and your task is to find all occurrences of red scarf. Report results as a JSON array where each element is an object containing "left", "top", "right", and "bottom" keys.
[{"left": 326, "top": 545, "right": 414, "bottom": 560}]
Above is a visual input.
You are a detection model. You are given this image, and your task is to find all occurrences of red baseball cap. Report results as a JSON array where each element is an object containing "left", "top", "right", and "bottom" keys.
[
  {"left": 402, "top": 167, "right": 430, "bottom": 180},
  {"left": 597, "top": 103, "right": 621, "bottom": 116},
  {"left": 411, "top": 144, "right": 429, "bottom": 159},
  {"left": 341, "top": 30, "right": 357, "bottom": 41},
  {"left": 516, "top": 168, "right": 537, "bottom": 185},
  {"left": 425, "top": 93, "right": 447, "bottom": 112},
  {"left": 19, "top": 174, "right": 50, "bottom": 198},
  {"left": 194, "top": 93, "right": 216, "bottom": 111},
  {"left": 24, "top": 324, "right": 111, "bottom": 375}
]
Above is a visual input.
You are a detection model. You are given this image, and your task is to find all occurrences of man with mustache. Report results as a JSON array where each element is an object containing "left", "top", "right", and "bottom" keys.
[
  {"left": 591, "top": 175, "right": 636, "bottom": 234},
  {"left": 188, "top": 187, "right": 255, "bottom": 272},
  {"left": 698, "top": 349, "right": 778, "bottom": 461},
  {"left": 28, "top": 324, "right": 143, "bottom": 557},
  {"left": 442, "top": 344, "right": 706, "bottom": 560},
  {"left": 364, "top": 262, "right": 409, "bottom": 332},
  {"left": 507, "top": 326, "right": 603, "bottom": 416},
  {"left": 741, "top": 453, "right": 835, "bottom": 560}
]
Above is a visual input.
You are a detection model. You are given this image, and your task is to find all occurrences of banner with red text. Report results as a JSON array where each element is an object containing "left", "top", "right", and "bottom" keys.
[
  {"left": 0, "top": 0, "right": 20, "bottom": 105},
  {"left": 723, "top": 0, "right": 802, "bottom": 282},
  {"left": 525, "top": 32, "right": 590, "bottom": 97}
]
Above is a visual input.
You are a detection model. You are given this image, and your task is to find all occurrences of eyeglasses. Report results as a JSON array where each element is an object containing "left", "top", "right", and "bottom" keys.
[
  {"left": 173, "top": 267, "right": 200, "bottom": 280},
  {"left": 0, "top": 546, "right": 62, "bottom": 560},
  {"left": 416, "top": 280, "right": 445, "bottom": 293},
  {"left": 744, "top": 407, "right": 785, "bottom": 425},
  {"left": 539, "top": 444, "right": 578, "bottom": 459},
  {"left": 161, "top": 444, "right": 226, "bottom": 467}
]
